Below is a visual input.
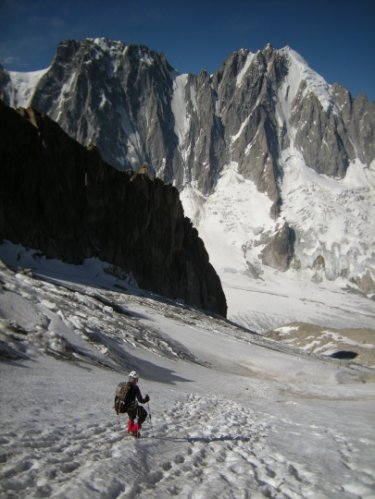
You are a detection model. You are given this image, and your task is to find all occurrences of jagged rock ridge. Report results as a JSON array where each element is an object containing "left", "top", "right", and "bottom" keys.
[
  {"left": 0, "top": 38, "right": 374, "bottom": 295},
  {"left": 0, "top": 100, "right": 227, "bottom": 317}
]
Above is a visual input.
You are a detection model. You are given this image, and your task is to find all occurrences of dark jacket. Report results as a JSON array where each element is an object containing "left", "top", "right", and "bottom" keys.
[
  {"left": 114, "top": 381, "right": 149, "bottom": 415},
  {"left": 125, "top": 383, "right": 149, "bottom": 407}
]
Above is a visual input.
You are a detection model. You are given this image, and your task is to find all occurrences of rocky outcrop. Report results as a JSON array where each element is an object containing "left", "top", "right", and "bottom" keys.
[
  {"left": 25, "top": 40, "right": 179, "bottom": 180},
  {"left": 352, "top": 271, "right": 375, "bottom": 297},
  {"left": 265, "top": 322, "right": 375, "bottom": 368},
  {"left": 212, "top": 47, "right": 288, "bottom": 212},
  {"left": 0, "top": 65, "right": 11, "bottom": 98},
  {"left": 0, "top": 100, "right": 227, "bottom": 317},
  {"left": 260, "top": 223, "right": 296, "bottom": 271}
]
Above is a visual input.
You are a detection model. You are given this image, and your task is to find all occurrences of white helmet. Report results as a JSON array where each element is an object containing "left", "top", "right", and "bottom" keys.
[{"left": 128, "top": 370, "right": 138, "bottom": 380}]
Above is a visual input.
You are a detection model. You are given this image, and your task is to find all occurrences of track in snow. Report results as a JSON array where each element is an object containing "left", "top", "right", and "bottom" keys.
[{"left": 3, "top": 393, "right": 370, "bottom": 499}]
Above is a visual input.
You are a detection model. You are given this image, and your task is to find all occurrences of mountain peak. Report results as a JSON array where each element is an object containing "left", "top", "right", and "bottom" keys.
[
  {"left": 1, "top": 38, "right": 374, "bottom": 301},
  {"left": 278, "top": 45, "right": 334, "bottom": 112},
  {"left": 87, "top": 36, "right": 123, "bottom": 47},
  {"left": 263, "top": 42, "right": 274, "bottom": 55}
]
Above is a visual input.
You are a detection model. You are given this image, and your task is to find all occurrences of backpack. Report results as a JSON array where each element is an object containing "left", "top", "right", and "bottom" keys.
[{"left": 114, "top": 382, "right": 131, "bottom": 414}]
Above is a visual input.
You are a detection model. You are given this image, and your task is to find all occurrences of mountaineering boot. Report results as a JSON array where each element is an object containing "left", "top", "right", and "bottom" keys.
[
  {"left": 128, "top": 431, "right": 141, "bottom": 438},
  {"left": 127, "top": 420, "right": 142, "bottom": 437},
  {"left": 127, "top": 420, "right": 136, "bottom": 436},
  {"left": 132, "top": 422, "right": 141, "bottom": 438}
]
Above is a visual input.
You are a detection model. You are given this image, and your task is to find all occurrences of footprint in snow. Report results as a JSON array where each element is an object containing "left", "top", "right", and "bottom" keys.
[{"left": 118, "top": 394, "right": 321, "bottom": 499}]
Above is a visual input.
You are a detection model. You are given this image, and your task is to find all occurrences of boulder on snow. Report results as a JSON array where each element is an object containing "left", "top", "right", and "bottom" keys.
[{"left": 260, "top": 223, "right": 295, "bottom": 271}]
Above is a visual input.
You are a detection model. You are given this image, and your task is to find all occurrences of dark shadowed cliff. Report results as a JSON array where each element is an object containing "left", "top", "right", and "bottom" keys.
[{"left": 0, "top": 100, "right": 227, "bottom": 316}]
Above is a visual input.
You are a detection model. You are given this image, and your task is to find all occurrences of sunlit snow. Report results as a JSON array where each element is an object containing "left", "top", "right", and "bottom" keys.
[
  {"left": 181, "top": 156, "right": 375, "bottom": 334},
  {"left": 0, "top": 244, "right": 374, "bottom": 498},
  {"left": 8, "top": 69, "right": 49, "bottom": 108},
  {"left": 171, "top": 74, "right": 190, "bottom": 147},
  {"left": 279, "top": 46, "right": 335, "bottom": 113}
]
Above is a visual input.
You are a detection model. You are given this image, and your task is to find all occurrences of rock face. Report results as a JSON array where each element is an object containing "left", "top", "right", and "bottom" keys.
[
  {"left": 2, "top": 40, "right": 373, "bottom": 200},
  {"left": 260, "top": 223, "right": 296, "bottom": 272},
  {"left": 0, "top": 100, "right": 227, "bottom": 317},
  {"left": 1, "top": 38, "right": 374, "bottom": 293}
]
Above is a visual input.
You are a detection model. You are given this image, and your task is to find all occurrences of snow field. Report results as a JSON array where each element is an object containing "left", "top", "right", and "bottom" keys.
[
  {"left": 7, "top": 69, "right": 49, "bottom": 108},
  {"left": 0, "top": 245, "right": 374, "bottom": 498},
  {"left": 2, "top": 368, "right": 374, "bottom": 499},
  {"left": 181, "top": 156, "right": 375, "bottom": 334},
  {"left": 280, "top": 154, "right": 375, "bottom": 281},
  {"left": 0, "top": 415, "right": 123, "bottom": 498}
]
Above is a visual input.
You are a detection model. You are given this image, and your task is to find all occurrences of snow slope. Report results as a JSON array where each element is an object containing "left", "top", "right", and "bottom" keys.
[
  {"left": 1, "top": 244, "right": 374, "bottom": 498},
  {"left": 278, "top": 46, "right": 334, "bottom": 114},
  {"left": 181, "top": 161, "right": 375, "bottom": 333},
  {"left": 7, "top": 69, "right": 49, "bottom": 108}
]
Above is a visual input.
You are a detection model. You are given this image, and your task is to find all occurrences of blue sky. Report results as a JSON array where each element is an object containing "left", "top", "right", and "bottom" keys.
[{"left": 0, "top": 0, "right": 374, "bottom": 99}]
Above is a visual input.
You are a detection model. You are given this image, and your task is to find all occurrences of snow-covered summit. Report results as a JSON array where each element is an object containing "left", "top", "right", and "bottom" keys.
[
  {"left": 87, "top": 36, "right": 124, "bottom": 49},
  {"left": 279, "top": 45, "right": 335, "bottom": 112}
]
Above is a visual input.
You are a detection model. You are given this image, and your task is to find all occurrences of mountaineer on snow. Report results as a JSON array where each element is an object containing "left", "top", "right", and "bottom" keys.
[{"left": 114, "top": 371, "right": 150, "bottom": 437}]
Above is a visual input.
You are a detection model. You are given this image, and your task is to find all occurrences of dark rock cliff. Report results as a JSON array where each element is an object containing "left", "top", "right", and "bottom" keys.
[{"left": 0, "top": 100, "right": 227, "bottom": 317}]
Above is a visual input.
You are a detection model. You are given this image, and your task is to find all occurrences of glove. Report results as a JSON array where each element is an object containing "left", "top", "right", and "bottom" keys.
[{"left": 144, "top": 394, "right": 150, "bottom": 403}]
